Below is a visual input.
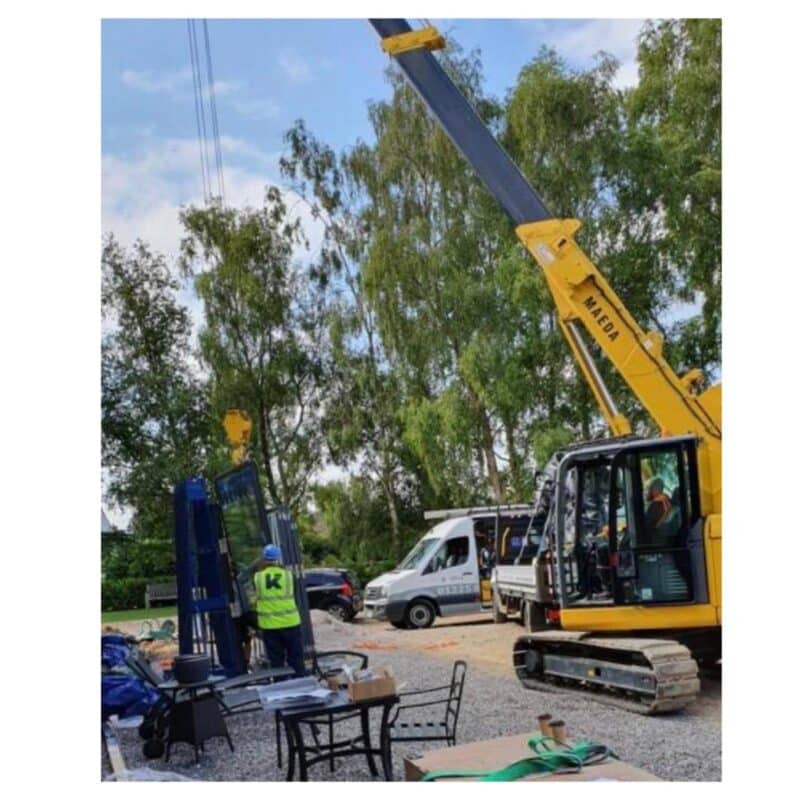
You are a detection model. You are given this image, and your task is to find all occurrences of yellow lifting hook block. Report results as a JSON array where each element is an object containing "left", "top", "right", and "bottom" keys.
[
  {"left": 380, "top": 26, "right": 446, "bottom": 56},
  {"left": 223, "top": 408, "right": 252, "bottom": 465}
]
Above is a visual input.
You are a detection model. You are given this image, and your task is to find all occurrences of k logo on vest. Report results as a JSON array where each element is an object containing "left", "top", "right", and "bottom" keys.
[{"left": 265, "top": 574, "right": 282, "bottom": 590}]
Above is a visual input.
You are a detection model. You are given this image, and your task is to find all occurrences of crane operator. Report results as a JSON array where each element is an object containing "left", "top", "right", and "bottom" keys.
[{"left": 645, "top": 478, "right": 673, "bottom": 534}]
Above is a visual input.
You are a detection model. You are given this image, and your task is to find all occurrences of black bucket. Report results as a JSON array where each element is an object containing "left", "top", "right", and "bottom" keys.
[{"left": 174, "top": 654, "right": 211, "bottom": 684}]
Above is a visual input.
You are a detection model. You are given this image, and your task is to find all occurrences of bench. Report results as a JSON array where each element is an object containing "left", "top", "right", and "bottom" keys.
[{"left": 144, "top": 582, "right": 178, "bottom": 609}]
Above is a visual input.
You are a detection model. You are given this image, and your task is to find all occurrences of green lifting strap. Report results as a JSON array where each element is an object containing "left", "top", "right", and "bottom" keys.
[{"left": 419, "top": 735, "right": 618, "bottom": 782}]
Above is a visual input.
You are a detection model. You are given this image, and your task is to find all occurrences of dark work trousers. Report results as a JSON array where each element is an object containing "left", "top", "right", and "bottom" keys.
[{"left": 261, "top": 624, "right": 306, "bottom": 677}]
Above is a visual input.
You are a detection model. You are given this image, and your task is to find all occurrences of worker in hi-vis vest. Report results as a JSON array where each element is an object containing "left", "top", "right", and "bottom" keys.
[{"left": 253, "top": 544, "right": 305, "bottom": 676}]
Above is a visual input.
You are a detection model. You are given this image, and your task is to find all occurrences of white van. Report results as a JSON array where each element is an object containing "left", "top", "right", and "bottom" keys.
[{"left": 364, "top": 505, "right": 534, "bottom": 629}]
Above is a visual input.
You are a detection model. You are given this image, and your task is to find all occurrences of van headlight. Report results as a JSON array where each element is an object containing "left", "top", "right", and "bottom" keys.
[{"left": 367, "top": 585, "right": 387, "bottom": 600}]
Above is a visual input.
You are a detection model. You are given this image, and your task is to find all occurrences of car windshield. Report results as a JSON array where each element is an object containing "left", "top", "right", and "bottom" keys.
[{"left": 397, "top": 537, "right": 440, "bottom": 571}]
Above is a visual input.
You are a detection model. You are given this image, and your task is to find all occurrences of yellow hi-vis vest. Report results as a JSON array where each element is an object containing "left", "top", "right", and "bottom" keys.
[{"left": 254, "top": 565, "right": 301, "bottom": 630}]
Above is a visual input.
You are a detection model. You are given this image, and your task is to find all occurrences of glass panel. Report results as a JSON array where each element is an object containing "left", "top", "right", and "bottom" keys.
[
  {"left": 575, "top": 463, "right": 612, "bottom": 598},
  {"left": 612, "top": 447, "right": 692, "bottom": 604},
  {"left": 615, "top": 457, "right": 638, "bottom": 550},
  {"left": 216, "top": 477, "right": 265, "bottom": 574},
  {"left": 215, "top": 467, "right": 268, "bottom": 610}
]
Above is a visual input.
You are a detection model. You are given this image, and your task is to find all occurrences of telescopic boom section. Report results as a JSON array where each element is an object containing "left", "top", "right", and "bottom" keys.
[
  {"left": 370, "top": 20, "right": 722, "bottom": 508},
  {"left": 369, "top": 18, "right": 551, "bottom": 225}
]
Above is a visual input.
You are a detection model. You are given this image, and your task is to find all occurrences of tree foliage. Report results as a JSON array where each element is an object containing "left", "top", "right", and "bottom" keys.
[
  {"left": 102, "top": 236, "right": 209, "bottom": 575},
  {"left": 179, "top": 191, "right": 326, "bottom": 511},
  {"left": 627, "top": 19, "right": 721, "bottom": 371}
]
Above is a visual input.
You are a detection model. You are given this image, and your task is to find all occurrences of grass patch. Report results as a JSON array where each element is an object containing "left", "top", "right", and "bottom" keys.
[{"left": 102, "top": 606, "right": 177, "bottom": 624}]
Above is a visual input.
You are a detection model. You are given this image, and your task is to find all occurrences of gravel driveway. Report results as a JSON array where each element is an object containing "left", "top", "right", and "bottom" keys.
[{"left": 105, "top": 612, "right": 721, "bottom": 781}]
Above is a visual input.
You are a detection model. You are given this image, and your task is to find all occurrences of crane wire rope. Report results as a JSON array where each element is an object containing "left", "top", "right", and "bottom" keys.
[
  {"left": 202, "top": 19, "right": 226, "bottom": 205},
  {"left": 187, "top": 19, "right": 210, "bottom": 204},
  {"left": 187, "top": 19, "right": 226, "bottom": 206}
]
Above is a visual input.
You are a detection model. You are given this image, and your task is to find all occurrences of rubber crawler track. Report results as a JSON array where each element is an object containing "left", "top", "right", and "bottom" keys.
[{"left": 513, "top": 631, "right": 700, "bottom": 715}]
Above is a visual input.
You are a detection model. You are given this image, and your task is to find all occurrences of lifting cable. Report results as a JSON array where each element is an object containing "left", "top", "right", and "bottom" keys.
[
  {"left": 202, "top": 20, "right": 226, "bottom": 204},
  {"left": 187, "top": 19, "right": 226, "bottom": 207}
]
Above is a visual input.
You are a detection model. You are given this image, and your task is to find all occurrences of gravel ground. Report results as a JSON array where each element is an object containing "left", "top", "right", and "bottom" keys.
[{"left": 105, "top": 612, "right": 721, "bottom": 781}]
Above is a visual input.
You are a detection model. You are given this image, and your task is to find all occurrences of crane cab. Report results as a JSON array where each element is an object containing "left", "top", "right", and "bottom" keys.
[{"left": 535, "top": 435, "right": 715, "bottom": 630}]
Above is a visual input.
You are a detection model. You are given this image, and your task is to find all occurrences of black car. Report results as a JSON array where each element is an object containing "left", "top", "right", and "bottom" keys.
[{"left": 303, "top": 568, "right": 363, "bottom": 622}]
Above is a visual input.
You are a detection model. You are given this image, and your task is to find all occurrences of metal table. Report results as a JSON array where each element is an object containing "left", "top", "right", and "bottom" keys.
[{"left": 277, "top": 691, "right": 399, "bottom": 781}]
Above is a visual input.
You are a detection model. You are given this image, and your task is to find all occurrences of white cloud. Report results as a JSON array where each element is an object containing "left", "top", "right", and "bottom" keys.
[
  {"left": 208, "top": 79, "right": 239, "bottom": 97},
  {"left": 121, "top": 66, "right": 272, "bottom": 118},
  {"left": 121, "top": 67, "right": 192, "bottom": 94},
  {"left": 520, "top": 19, "right": 644, "bottom": 89},
  {"left": 102, "top": 133, "right": 324, "bottom": 293},
  {"left": 230, "top": 97, "right": 281, "bottom": 120},
  {"left": 278, "top": 50, "right": 312, "bottom": 83}
]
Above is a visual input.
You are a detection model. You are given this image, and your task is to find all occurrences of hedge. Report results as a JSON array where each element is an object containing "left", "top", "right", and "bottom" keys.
[{"left": 102, "top": 575, "right": 175, "bottom": 612}]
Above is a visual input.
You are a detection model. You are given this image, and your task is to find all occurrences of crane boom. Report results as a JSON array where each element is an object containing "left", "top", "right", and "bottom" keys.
[
  {"left": 369, "top": 19, "right": 551, "bottom": 226},
  {"left": 370, "top": 19, "right": 721, "bottom": 513}
]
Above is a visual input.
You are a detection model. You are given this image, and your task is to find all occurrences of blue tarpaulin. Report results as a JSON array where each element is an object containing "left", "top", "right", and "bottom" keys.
[
  {"left": 102, "top": 642, "right": 131, "bottom": 669},
  {"left": 101, "top": 635, "right": 160, "bottom": 720},
  {"left": 102, "top": 674, "right": 160, "bottom": 720}
]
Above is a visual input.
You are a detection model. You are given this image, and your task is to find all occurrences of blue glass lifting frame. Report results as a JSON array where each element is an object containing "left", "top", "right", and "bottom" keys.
[
  {"left": 174, "top": 462, "right": 315, "bottom": 677},
  {"left": 214, "top": 462, "right": 315, "bottom": 660},
  {"left": 174, "top": 477, "right": 245, "bottom": 676}
]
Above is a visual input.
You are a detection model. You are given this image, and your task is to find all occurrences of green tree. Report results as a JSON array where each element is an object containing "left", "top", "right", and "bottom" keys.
[
  {"left": 312, "top": 477, "right": 422, "bottom": 583},
  {"left": 179, "top": 190, "right": 326, "bottom": 511},
  {"left": 345, "top": 51, "right": 524, "bottom": 502},
  {"left": 101, "top": 235, "right": 209, "bottom": 576},
  {"left": 626, "top": 19, "right": 721, "bottom": 373},
  {"left": 280, "top": 120, "right": 422, "bottom": 555}
]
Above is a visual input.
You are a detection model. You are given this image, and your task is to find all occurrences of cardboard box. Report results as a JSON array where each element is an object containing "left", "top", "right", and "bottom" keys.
[
  {"left": 347, "top": 666, "right": 397, "bottom": 702},
  {"left": 404, "top": 733, "right": 660, "bottom": 782}
]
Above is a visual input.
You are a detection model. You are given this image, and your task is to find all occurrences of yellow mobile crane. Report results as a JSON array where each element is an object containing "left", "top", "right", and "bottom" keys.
[{"left": 370, "top": 20, "right": 721, "bottom": 712}]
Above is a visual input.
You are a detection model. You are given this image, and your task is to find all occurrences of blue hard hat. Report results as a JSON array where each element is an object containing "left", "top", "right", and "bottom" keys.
[{"left": 263, "top": 544, "right": 282, "bottom": 562}]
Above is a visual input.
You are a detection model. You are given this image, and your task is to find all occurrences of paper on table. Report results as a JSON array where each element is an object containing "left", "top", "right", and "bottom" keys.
[{"left": 257, "top": 685, "right": 333, "bottom": 707}]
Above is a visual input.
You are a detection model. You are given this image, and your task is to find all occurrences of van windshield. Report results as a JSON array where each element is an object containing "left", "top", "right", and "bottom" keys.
[{"left": 397, "top": 537, "right": 440, "bottom": 571}]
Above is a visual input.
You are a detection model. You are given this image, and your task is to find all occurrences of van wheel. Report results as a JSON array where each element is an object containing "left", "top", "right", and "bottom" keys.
[
  {"left": 405, "top": 600, "right": 435, "bottom": 629},
  {"left": 492, "top": 588, "right": 508, "bottom": 624}
]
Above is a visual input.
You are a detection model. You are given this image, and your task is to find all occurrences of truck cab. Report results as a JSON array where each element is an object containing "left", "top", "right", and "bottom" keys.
[{"left": 364, "top": 506, "right": 533, "bottom": 628}]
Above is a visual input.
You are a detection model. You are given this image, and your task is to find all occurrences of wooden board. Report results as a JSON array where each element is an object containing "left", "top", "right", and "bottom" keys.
[
  {"left": 405, "top": 732, "right": 660, "bottom": 782},
  {"left": 102, "top": 720, "right": 128, "bottom": 781}
]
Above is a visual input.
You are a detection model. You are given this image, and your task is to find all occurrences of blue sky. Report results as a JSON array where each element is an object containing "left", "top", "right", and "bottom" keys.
[{"left": 102, "top": 18, "right": 644, "bottom": 259}]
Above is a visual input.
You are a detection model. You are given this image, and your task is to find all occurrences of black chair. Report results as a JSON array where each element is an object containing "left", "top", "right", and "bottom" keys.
[
  {"left": 311, "top": 650, "right": 369, "bottom": 679},
  {"left": 388, "top": 660, "right": 467, "bottom": 747}
]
